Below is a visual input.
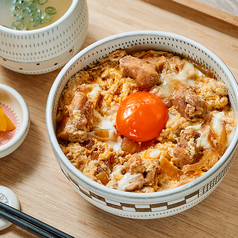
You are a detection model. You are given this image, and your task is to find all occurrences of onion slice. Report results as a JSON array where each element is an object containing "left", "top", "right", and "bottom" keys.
[{"left": 160, "top": 157, "right": 182, "bottom": 181}]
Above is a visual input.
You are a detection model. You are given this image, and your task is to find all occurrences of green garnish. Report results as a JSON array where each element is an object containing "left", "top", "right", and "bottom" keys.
[
  {"left": 11, "top": 19, "right": 24, "bottom": 30},
  {"left": 45, "top": 7, "right": 57, "bottom": 15},
  {"left": 37, "top": 0, "right": 48, "bottom": 5},
  {"left": 10, "top": 0, "right": 57, "bottom": 30}
]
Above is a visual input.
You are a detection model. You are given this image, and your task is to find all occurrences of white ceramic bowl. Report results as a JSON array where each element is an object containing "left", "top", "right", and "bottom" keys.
[
  {"left": 46, "top": 31, "right": 238, "bottom": 219},
  {"left": 0, "top": 0, "right": 88, "bottom": 74},
  {"left": 0, "top": 83, "right": 30, "bottom": 158}
]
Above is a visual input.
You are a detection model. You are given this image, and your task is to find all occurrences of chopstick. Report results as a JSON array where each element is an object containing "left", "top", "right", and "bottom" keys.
[{"left": 0, "top": 202, "right": 74, "bottom": 238}]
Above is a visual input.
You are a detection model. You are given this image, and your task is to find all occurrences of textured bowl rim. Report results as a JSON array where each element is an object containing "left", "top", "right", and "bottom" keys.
[
  {"left": 0, "top": 0, "right": 78, "bottom": 35},
  {"left": 46, "top": 30, "right": 238, "bottom": 199},
  {"left": 0, "top": 83, "right": 30, "bottom": 157}
]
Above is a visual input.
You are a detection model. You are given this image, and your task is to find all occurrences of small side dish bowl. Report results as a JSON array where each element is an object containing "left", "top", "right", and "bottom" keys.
[
  {"left": 46, "top": 31, "right": 238, "bottom": 219},
  {"left": 0, "top": 0, "right": 88, "bottom": 74},
  {"left": 0, "top": 83, "right": 30, "bottom": 158}
]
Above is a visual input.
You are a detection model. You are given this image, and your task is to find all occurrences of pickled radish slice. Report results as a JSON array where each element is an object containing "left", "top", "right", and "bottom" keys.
[
  {"left": 0, "top": 108, "right": 15, "bottom": 131},
  {"left": 0, "top": 109, "right": 6, "bottom": 131}
]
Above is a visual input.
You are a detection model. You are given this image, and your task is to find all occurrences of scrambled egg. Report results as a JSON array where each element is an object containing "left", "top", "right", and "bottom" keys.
[{"left": 56, "top": 50, "right": 236, "bottom": 193}]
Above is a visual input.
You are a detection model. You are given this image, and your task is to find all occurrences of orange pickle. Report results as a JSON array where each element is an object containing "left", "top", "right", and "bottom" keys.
[{"left": 0, "top": 108, "right": 15, "bottom": 132}]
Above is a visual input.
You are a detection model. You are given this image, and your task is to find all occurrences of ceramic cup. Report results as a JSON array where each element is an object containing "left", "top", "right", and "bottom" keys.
[{"left": 0, "top": 0, "right": 88, "bottom": 74}]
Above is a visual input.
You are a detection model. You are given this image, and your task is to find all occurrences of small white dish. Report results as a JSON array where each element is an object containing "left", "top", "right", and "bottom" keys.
[
  {"left": 0, "top": 83, "right": 30, "bottom": 158},
  {"left": 0, "top": 186, "right": 20, "bottom": 231}
]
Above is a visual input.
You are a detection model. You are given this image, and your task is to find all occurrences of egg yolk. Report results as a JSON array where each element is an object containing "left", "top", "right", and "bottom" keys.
[{"left": 116, "top": 92, "right": 168, "bottom": 142}]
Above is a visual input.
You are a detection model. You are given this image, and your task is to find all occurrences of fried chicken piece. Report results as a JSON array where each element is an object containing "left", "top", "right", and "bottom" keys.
[
  {"left": 174, "top": 84, "right": 207, "bottom": 119},
  {"left": 120, "top": 55, "right": 159, "bottom": 90},
  {"left": 122, "top": 154, "right": 146, "bottom": 174},
  {"left": 57, "top": 91, "right": 94, "bottom": 142},
  {"left": 172, "top": 128, "right": 200, "bottom": 169}
]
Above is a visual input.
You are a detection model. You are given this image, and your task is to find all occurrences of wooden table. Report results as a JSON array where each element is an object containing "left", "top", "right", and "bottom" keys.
[{"left": 1, "top": 0, "right": 238, "bottom": 237}]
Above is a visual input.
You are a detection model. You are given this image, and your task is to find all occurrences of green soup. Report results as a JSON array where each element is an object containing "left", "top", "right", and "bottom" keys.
[{"left": 0, "top": 0, "right": 72, "bottom": 31}]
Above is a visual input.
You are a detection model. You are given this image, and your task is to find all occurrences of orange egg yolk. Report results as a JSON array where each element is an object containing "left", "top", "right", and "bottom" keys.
[{"left": 116, "top": 92, "right": 168, "bottom": 142}]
